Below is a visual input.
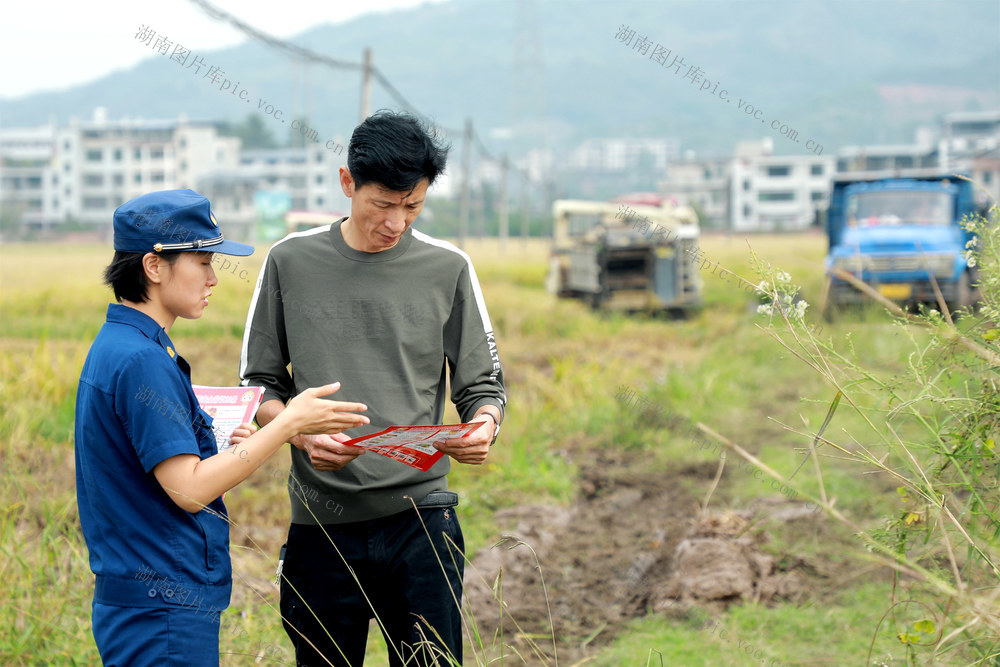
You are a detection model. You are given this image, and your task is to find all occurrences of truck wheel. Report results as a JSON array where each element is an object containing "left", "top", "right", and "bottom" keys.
[
  {"left": 819, "top": 275, "right": 839, "bottom": 321},
  {"left": 953, "top": 270, "right": 974, "bottom": 314},
  {"left": 589, "top": 291, "right": 605, "bottom": 310}
]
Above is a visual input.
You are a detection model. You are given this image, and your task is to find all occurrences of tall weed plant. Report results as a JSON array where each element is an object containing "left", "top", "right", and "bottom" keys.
[{"left": 750, "top": 201, "right": 1000, "bottom": 665}]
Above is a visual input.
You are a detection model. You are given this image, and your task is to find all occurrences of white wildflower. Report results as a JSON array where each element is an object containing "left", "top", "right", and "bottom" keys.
[
  {"left": 793, "top": 300, "right": 809, "bottom": 320},
  {"left": 757, "top": 303, "right": 774, "bottom": 316},
  {"left": 776, "top": 271, "right": 791, "bottom": 284}
]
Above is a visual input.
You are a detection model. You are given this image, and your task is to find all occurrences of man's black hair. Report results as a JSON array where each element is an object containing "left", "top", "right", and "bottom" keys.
[
  {"left": 103, "top": 251, "right": 179, "bottom": 303},
  {"left": 347, "top": 110, "right": 450, "bottom": 193}
]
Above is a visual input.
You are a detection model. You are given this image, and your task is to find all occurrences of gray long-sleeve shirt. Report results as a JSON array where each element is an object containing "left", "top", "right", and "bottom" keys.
[{"left": 239, "top": 219, "right": 506, "bottom": 524}]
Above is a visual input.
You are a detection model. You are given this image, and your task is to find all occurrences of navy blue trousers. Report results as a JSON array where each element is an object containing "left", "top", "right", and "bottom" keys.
[
  {"left": 92, "top": 601, "right": 221, "bottom": 666},
  {"left": 280, "top": 506, "right": 466, "bottom": 667}
]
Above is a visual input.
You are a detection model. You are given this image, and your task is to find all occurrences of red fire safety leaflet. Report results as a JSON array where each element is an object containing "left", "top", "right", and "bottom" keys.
[
  {"left": 344, "top": 423, "right": 481, "bottom": 471},
  {"left": 193, "top": 385, "right": 265, "bottom": 453}
]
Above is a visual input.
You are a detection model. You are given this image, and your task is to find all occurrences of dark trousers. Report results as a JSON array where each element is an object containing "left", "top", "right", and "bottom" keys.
[{"left": 280, "top": 506, "right": 465, "bottom": 667}]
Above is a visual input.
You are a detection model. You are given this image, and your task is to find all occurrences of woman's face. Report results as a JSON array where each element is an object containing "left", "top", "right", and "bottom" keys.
[{"left": 159, "top": 252, "right": 218, "bottom": 320}]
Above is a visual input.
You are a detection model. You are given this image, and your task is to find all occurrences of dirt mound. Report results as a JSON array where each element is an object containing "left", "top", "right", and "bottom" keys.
[{"left": 464, "top": 447, "right": 823, "bottom": 664}]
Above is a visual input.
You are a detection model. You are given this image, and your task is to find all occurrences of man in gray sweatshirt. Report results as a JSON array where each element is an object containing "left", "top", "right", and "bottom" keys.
[{"left": 239, "top": 111, "right": 506, "bottom": 666}]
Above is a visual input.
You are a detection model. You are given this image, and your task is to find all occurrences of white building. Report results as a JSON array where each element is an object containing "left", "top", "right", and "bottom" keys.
[
  {"left": 729, "top": 140, "right": 834, "bottom": 232},
  {"left": 0, "top": 109, "right": 356, "bottom": 237},
  {"left": 660, "top": 139, "right": 833, "bottom": 231},
  {"left": 566, "top": 138, "right": 680, "bottom": 172},
  {"left": 941, "top": 110, "right": 1000, "bottom": 206},
  {"left": 0, "top": 124, "right": 58, "bottom": 230},
  {"left": 236, "top": 146, "right": 349, "bottom": 218},
  {"left": 941, "top": 110, "right": 1000, "bottom": 160},
  {"left": 194, "top": 171, "right": 260, "bottom": 237},
  {"left": 661, "top": 110, "right": 1000, "bottom": 232},
  {"left": 1, "top": 109, "right": 242, "bottom": 232},
  {"left": 835, "top": 111, "right": 1000, "bottom": 208},
  {"left": 835, "top": 141, "right": 939, "bottom": 173},
  {"left": 656, "top": 159, "right": 729, "bottom": 227},
  {"left": 57, "top": 110, "right": 241, "bottom": 226}
]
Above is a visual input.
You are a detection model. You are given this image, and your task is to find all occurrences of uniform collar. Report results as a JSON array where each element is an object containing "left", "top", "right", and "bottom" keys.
[{"left": 106, "top": 303, "right": 181, "bottom": 361}]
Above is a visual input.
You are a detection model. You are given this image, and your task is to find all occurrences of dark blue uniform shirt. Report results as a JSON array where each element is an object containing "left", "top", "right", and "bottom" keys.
[{"left": 75, "top": 304, "right": 231, "bottom": 612}]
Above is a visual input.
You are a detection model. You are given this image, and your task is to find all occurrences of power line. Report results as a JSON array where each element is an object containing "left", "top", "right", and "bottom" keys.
[
  {"left": 184, "top": 0, "right": 537, "bottom": 216},
  {"left": 369, "top": 66, "right": 421, "bottom": 117},
  {"left": 186, "top": 0, "right": 507, "bottom": 163},
  {"left": 185, "top": 0, "right": 361, "bottom": 71},
  {"left": 473, "top": 131, "right": 500, "bottom": 164}
]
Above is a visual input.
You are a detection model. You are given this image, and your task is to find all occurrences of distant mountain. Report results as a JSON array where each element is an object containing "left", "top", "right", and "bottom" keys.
[{"left": 2, "top": 0, "right": 997, "bottom": 157}]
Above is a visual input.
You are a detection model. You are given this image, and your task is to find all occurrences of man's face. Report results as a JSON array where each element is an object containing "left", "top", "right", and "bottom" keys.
[{"left": 339, "top": 167, "right": 429, "bottom": 252}]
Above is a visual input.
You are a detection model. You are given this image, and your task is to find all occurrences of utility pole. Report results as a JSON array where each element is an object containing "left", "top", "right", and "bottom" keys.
[
  {"left": 359, "top": 48, "right": 372, "bottom": 122},
  {"left": 519, "top": 171, "right": 529, "bottom": 246},
  {"left": 474, "top": 184, "right": 486, "bottom": 240},
  {"left": 458, "top": 118, "right": 473, "bottom": 249},
  {"left": 498, "top": 154, "right": 509, "bottom": 251}
]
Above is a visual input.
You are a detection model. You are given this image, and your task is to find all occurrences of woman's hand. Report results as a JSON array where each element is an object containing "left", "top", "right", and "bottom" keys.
[
  {"left": 153, "top": 384, "right": 368, "bottom": 513},
  {"left": 284, "top": 382, "right": 370, "bottom": 435},
  {"left": 228, "top": 422, "right": 258, "bottom": 447}
]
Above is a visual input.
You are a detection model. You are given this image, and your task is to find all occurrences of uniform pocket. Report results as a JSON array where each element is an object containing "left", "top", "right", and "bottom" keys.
[
  {"left": 193, "top": 407, "right": 219, "bottom": 456},
  {"left": 194, "top": 509, "right": 229, "bottom": 578}
]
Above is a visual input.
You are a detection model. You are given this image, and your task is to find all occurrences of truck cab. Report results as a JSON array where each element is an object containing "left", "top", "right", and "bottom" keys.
[{"left": 826, "top": 170, "right": 979, "bottom": 311}]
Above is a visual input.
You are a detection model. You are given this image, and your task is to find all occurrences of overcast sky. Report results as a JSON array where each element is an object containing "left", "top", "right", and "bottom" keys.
[{"left": 0, "top": 0, "right": 444, "bottom": 100}]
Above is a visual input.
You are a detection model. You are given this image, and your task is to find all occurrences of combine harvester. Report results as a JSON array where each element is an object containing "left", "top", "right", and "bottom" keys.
[{"left": 546, "top": 194, "right": 702, "bottom": 314}]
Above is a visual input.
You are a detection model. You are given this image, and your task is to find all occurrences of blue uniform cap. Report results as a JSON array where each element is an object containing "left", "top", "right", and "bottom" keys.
[{"left": 113, "top": 189, "right": 254, "bottom": 256}]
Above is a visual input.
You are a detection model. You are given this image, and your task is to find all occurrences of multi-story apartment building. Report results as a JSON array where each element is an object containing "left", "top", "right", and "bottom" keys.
[
  {"left": 0, "top": 124, "right": 58, "bottom": 229},
  {"left": 57, "top": 109, "right": 241, "bottom": 226},
  {"left": 661, "top": 110, "right": 999, "bottom": 232},
  {"left": 729, "top": 140, "right": 834, "bottom": 232},
  {"left": 1, "top": 109, "right": 240, "bottom": 234},
  {"left": 657, "top": 159, "right": 729, "bottom": 228},
  {"left": 566, "top": 138, "right": 680, "bottom": 172},
  {"left": 660, "top": 139, "right": 833, "bottom": 231},
  {"left": 835, "top": 111, "right": 1000, "bottom": 208},
  {"left": 0, "top": 109, "right": 354, "bottom": 239},
  {"left": 197, "top": 146, "right": 350, "bottom": 237},
  {"left": 941, "top": 110, "right": 1000, "bottom": 159},
  {"left": 941, "top": 110, "right": 1000, "bottom": 206},
  {"left": 835, "top": 140, "right": 939, "bottom": 174},
  {"left": 237, "top": 147, "right": 346, "bottom": 214}
]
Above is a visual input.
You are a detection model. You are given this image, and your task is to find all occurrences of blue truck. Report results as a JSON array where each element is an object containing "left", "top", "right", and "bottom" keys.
[{"left": 826, "top": 170, "right": 980, "bottom": 312}]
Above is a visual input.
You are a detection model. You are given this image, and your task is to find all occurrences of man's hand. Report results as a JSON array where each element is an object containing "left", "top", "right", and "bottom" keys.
[
  {"left": 291, "top": 432, "right": 367, "bottom": 472},
  {"left": 433, "top": 414, "right": 494, "bottom": 465}
]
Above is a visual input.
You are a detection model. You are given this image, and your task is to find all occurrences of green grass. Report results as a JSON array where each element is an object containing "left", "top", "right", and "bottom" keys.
[
  {"left": 596, "top": 581, "right": 923, "bottom": 666},
  {"left": 0, "top": 235, "right": 984, "bottom": 665}
]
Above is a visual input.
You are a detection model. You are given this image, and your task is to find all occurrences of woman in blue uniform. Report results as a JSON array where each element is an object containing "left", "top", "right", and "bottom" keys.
[{"left": 74, "top": 189, "right": 370, "bottom": 666}]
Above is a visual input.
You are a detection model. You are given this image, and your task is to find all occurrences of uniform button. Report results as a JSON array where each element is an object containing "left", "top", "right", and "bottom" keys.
[{"left": 147, "top": 589, "right": 157, "bottom": 598}]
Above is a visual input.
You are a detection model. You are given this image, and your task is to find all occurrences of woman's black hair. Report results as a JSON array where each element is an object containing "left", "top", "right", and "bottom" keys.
[
  {"left": 347, "top": 110, "right": 450, "bottom": 193},
  {"left": 103, "top": 251, "right": 180, "bottom": 303}
]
